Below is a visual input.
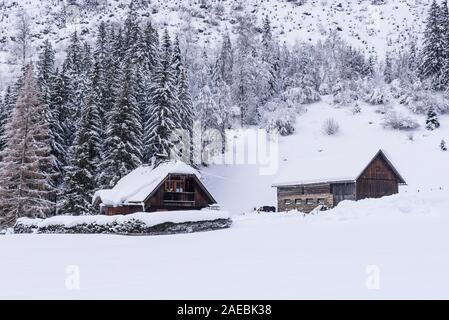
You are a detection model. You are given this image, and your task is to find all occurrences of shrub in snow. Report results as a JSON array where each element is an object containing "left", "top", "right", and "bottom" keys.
[
  {"left": 382, "top": 111, "right": 420, "bottom": 131},
  {"left": 283, "top": 76, "right": 321, "bottom": 105},
  {"left": 260, "top": 98, "right": 297, "bottom": 136},
  {"left": 322, "top": 117, "right": 340, "bottom": 135},
  {"left": 318, "top": 82, "right": 331, "bottom": 95},
  {"left": 399, "top": 82, "right": 449, "bottom": 115},
  {"left": 352, "top": 103, "right": 362, "bottom": 114},
  {"left": 425, "top": 108, "right": 440, "bottom": 131},
  {"left": 390, "top": 79, "right": 403, "bottom": 99},
  {"left": 363, "top": 79, "right": 390, "bottom": 105},
  {"left": 441, "top": 140, "right": 447, "bottom": 151},
  {"left": 332, "top": 80, "right": 360, "bottom": 106}
]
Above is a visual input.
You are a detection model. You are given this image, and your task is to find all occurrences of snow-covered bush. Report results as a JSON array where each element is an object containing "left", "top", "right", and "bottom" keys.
[
  {"left": 283, "top": 75, "right": 321, "bottom": 105},
  {"left": 322, "top": 117, "right": 340, "bottom": 135},
  {"left": 318, "top": 82, "right": 331, "bottom": 95},
  {"left": 441, "top": 140, "right": 447, "bottom": 151},
  {"left": 332, "top": 80, "right": 360, "bottom": 106},
  {"left": 382, "top": 111, "right": 420, "bottom": 130},
  {"left": 390, "top": 79, "right": 404, "bottom": 99},
  {"left": 352, "top": 103, "right": 362, "bottom": 114},
  {"left": 363, "top": 78, "right": 390, "bottom": 105},
  {"left": 399, "top": 81, "right": 449, "bottom": 115},
  {"left": 261, "top": 98, "right": 297, "bottom": 136}
]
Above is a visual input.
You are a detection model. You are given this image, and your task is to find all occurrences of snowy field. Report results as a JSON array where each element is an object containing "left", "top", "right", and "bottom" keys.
[
  {"left": 2, "top": 97, "right": 449, "bottom": 299},
  {"left": 1, "top": 189, "right": 449, "bottom": 299}
]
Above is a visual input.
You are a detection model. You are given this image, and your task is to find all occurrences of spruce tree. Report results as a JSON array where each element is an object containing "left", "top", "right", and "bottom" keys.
[
  {"left": 0, "top": 87, "right": 12, "bottom": 154},
  {"left": 99, "top": 62, "right": 143, "bottom": 188},
  {"left": 426, "top": 108, "right": 440, "bottom": 130},
  {"left": 145, "top": 30, "right": 180, "bottom": 164},
  {"left": 0, "top": 65, "right": 56, "bottom": 227},
  {"left": 441, "top": 139, "right": 447, "bottom": 151},
  {"left": 141, "top": 21, "right": 159, "bottom": 73},
  {"left": 37, "top": 40, "right": 66, "bottom": 196},
  {"left": 440, "top": 0, "right": 449, "bottom": 87},
  {"left": 62, "top": 71, "right": 102, "bottom": 215},
  {"left": 178, "top": 68, "right": 197, "bottom": 165},
  {"left": 420, "top": 0, "right": 443, "bottom": 87}
]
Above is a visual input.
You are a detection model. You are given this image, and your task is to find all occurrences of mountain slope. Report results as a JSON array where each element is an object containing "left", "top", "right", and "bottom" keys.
[{"left": 0, "top": 0, "right": 429, "bottom": 92}]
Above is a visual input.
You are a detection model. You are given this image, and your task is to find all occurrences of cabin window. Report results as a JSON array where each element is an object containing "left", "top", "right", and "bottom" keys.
[
  {"left": 295, "top": 199, "right": 302, "bottom": 205},
  {"left": 284, "top": 199, "right": 291, "bottom": 205},
  {"left": 165, "top": 180, "right": 185, "bottom": 193},
  {"left": 306, "top": 198, "right": 314, "bottom": 205},
  {"left": 317, "top": 198, "right": 325, "bottom": 205}
]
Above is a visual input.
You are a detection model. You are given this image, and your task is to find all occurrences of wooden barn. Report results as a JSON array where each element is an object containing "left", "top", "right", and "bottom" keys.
[
  {"left": 272, "top": 150, "right": 406, "bottom": 213},
  {"left": 93, "top": 161, "right": 217, "bottom": 215}
]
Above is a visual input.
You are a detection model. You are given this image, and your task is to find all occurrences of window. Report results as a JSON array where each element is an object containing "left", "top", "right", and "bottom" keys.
[
  {"left": 165, "top": 180, "right": 185, "bottom": 193},
  {"left": 306, "top": 199, "right": 315, "bottom": 205},
  {"left": 317, "top": 198, "right": 325, "bottom": 205},
  {"left": 295, "top": 199, "right": 302, "bottom": 205},
  {"left": 284, "top": 199, "right": 291, "bottom": 205}
]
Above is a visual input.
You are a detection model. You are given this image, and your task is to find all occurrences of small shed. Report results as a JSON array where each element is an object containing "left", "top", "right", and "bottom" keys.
[
  {"left": 272, "top": 149, "right": 406, "bottom": 213},
  {"left": 93, "top": 161, "right": 217, "bottom": 215}
]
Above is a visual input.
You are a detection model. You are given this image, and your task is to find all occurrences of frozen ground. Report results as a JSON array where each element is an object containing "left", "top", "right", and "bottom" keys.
[{"left": 1, "top": 189, "right": 449, "bottom": 299}]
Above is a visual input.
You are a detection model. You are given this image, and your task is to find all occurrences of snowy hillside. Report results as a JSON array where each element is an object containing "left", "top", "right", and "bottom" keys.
[
  {"left": 203, "top": 95, "right": 449, "bottom": 214},
  {"left": 0, "top": 0, "right": 430, "bottom": 92}
]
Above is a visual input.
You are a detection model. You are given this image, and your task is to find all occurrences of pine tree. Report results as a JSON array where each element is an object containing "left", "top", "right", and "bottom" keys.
[
  {"left": 50, "top": 67, "right": 72, "bottom": 165},
  {"left": 384, "top": 51, "right": 393, "bottom": 83},
  {"left": 172, "top": 35, "right": 183, "bottom": 85},
  {"left": 0, "top": 65, "right": 56, "bottom": 227},
  {"left": 214, "top": 31, "right": 233, "bottom": 87},
  {"left": 178, "top": 68, "right": 197, "bottom": 165},
  {"left": 441, "top": 139, "right": 447, "bottom": 151},
  {"left": 37, "top": 40, "right": 66, "bottom": 195},
  {"left": 141, "top": 21, "right": 159, "bottom": 73},
  {"left": 440, "top": 0, "right": 449, "bottom": 87},
  {"left": 62, "top": 72, "right": 102, "bottom": 215},
  {"left": 145, "top": 30, "right": 180, "bottom": 164},
  {"left": 123, "top": 0, "right": 141, "bottom": 65},
  {"left": 64, "top": 32, "right": 90, "bottom": 147},
  {"left": 99, "top": 62, "right": 143, "bottom": 188},
  {"left": 0, "top": 87, "right": 13, "bottom": 154},
  {"left": 426, "top": 108, "right": 440, "bottom": 130},
  {"left": 420, "top": 0, "right": 443, "bottom": 87},
  {"left": 92, "top": 21, "right": 112, "bottom": 132}
]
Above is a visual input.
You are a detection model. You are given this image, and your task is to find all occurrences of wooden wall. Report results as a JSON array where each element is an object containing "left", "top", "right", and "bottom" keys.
[
  {"left": 356, "top": 154, "right": 399, "bottom": 200},
  {"left": 331, "top": 183, "right": 356, "bottom": 205}
]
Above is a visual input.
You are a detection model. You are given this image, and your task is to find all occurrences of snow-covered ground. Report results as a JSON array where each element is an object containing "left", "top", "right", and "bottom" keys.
[
  {"left": 1, "top": 189, "right": 449, "bottom": 299},
  {"left": 1, "top": 96, "right": 448, "bottom": 299}
]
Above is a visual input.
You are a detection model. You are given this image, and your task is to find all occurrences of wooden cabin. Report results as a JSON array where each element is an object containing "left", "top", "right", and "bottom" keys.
[
  {"left": 93, "top": 161, "right": 217, "bottom": 215},
  {"left": 272, "top": 150, "right": 406, "bottom": 213}
]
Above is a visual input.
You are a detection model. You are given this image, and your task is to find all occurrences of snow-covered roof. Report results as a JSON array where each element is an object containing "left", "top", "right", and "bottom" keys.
[
  {"left": 93, "top": 161, "right": 202, "bottom": 206},
  {"left": 272, "top": 149, "right": 406, "bottom": 187}
]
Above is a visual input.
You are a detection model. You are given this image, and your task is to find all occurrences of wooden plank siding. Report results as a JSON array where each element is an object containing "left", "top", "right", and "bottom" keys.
[
  {"left": 356, "top": 154, "right": 399, "bottom": 200},
  {"left": 331, "top": 182, "right": 356, "bottom": 205}
]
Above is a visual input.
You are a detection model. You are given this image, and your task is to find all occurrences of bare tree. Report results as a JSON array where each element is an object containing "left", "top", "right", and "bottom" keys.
[{"left": 15, "top": 9, "right": 32, "bottom": 64}]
